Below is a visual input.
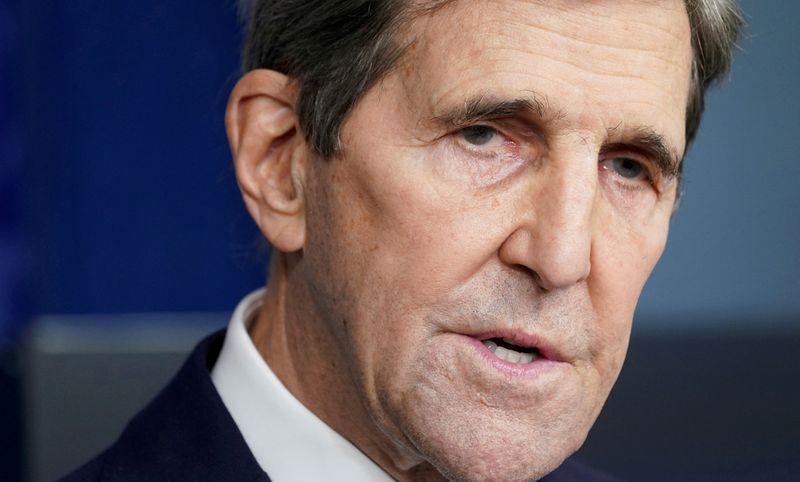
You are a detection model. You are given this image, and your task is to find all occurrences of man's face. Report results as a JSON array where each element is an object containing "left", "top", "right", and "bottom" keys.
[{"left": 298, "top": 1, "right": 691, "bottom": 479}]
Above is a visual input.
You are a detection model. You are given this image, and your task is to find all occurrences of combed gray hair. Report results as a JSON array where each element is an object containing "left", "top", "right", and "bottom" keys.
[
  {"left": 685, "top": 0, "right": 744, "bottom": 145},
  {"left": 238, "top": 0, "right": 743, "bottom": 159}
]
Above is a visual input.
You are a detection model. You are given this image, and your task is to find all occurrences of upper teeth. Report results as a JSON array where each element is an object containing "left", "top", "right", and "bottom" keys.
[{"left": 482, "top": 339, "right": 537, "bottom": 364}]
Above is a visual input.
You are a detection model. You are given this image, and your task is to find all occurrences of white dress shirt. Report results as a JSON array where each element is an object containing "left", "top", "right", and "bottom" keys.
[{"left": 211, "top": 289, "right": 395, "bottom": 482}]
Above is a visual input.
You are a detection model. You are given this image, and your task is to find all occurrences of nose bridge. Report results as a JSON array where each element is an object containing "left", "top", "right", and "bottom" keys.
[
  {"left": 536, "top": 163, "right": 595, "bottom": 288},
  {"left": 503, "top": 156, "right": 596, "bottom": 291}
]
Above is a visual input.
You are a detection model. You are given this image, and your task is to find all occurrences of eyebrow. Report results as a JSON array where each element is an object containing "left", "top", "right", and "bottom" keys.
[{"left": 429, "top": 93, "right": 553, "bottom": 128}]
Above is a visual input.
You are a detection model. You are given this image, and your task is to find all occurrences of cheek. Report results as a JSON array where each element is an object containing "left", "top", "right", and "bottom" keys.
[
  {"left": 601, "top": 241, "right": 666, "bottom": 374},
  {"left": 323, "top": 156, "right": 505, "bottom": 306},
  {"left": 301, "top": 158, "right": 465, "bottom": 371},
  {"left": 587, "top": 202, "right": 671, "bottom": 367},
  {"left": 591, "top": 186, "right": 672, "bottom": 305}
]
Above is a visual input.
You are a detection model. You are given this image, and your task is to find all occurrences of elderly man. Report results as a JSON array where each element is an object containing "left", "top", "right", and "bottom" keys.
[{"left": 64, "top": 1, "right": 742, "bottom": 481}]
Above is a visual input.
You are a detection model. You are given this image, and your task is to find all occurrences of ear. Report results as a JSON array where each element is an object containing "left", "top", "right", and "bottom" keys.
[{"left": 226, "top": 69, "right": 308, "bottom": 253}]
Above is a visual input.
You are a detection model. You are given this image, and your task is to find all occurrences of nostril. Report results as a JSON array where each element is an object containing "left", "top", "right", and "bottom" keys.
[
  {"left": 507, "top": 264, "right": 550, "bottom": 293},
  {"left": 529, "top": 270, "right": 549, "bottom": 292}
]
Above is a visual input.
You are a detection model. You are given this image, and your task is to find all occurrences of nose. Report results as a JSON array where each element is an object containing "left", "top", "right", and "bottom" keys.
[{"left": 498, "top": 163, "right": 595, "bottom": 291}]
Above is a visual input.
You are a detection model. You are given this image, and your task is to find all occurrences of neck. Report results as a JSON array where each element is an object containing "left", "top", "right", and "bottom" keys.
[{"left": 248, "top": 253, "right": 445, "bottom": 481}]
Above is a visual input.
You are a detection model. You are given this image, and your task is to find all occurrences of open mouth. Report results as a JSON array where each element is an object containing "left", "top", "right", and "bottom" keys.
[{"left": 481, "top": 337, "right": 541, "bottom": 364}]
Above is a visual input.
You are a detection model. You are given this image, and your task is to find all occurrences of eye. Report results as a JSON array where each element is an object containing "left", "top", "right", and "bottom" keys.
[
  {"left": 457, "top": 125, "right": 504, "bottom": 147},
  {"left": 600, "top": 157, "right": 650, "bottom": 183}
]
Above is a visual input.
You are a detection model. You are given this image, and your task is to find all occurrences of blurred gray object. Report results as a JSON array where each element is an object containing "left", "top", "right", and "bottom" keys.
[
  {"left": 21, "top": 315, "right": 800, "bottom": 482},
  {"left": 578, "top": 319, "right": 800, "bottom": 481},
  {"left": 22, "top": 314, "right": 226, "bottom": 482}
]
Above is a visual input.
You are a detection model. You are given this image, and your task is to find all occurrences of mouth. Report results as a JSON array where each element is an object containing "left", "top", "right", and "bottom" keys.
[
  {"left": 461, "top": 330, "right": 566, "bottom": 377},
  {"left": 481, "top": 337, "right": 541, "bottom": 365}
]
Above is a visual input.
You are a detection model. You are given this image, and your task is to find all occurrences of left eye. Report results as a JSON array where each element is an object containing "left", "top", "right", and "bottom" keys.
[
  {"left": 457, "top": 125, "right": 502, "bottom": 147},
  {"left": 601, "top": 157, "right": 649, "bottom": 181}
]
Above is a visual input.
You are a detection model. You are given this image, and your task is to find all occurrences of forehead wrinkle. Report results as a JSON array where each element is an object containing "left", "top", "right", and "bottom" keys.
[
  {"left": 484, "top": 42, "right": 688, "bottom": 87},
  {"left": 521, "top": 2, "right": 690, "bottom": 47},
  {"left": 454, "top": 1, "right": 691, "bottom": 83},
  {"left": 401, "top": 2, "right": 691, "bottom": 117}
]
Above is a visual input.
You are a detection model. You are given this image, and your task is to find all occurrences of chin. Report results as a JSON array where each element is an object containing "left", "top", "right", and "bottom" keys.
[
  {"left": 422, "top": 430, "right": 584, "bottom": 482},
  {"left": 375, "top": 335, "right": 607, "bottom": 481},
  {"left": 395, "top": 400, "right": 591, "bottom": 482}
]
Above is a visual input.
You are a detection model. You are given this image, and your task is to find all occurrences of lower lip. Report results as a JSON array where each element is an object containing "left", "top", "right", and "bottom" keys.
[{"left": 464, "top": 336, "right": 562, "bottom": 379}]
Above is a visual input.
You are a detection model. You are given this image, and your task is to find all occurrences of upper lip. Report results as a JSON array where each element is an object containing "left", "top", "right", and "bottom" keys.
[{"left": 465, "top": 329, "right": 567, "bottom": 362}]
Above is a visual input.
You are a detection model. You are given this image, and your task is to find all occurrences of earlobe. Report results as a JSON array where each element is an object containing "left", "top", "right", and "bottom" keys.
[{"left": 226, "top": 69, "right": 308, "bottom": 253}]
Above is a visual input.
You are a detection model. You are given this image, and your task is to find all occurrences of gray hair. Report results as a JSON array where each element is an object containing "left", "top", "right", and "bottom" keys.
[
  {"left": 239, "top": 0, "right": 743, "bottom": 159},
  {"left": 685, "top": 0, "right": 744, "bottom": 145}
]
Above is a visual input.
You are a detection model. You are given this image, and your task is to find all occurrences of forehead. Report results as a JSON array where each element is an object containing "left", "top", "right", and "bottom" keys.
[{"left": 399, "top": 0, "right": 692, "bottom": 148}]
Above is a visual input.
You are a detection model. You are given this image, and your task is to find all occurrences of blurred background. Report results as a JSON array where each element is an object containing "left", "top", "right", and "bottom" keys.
[{"left": 1, "top": 0, "right": 798, "bottom": 481}]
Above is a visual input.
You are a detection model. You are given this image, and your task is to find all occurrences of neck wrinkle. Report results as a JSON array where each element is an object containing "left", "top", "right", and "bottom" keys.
[{"left": 249, "top": 252, "right": 444, "bottom": 482}]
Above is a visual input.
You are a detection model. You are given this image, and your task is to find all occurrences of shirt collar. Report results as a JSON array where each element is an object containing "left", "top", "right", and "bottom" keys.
[{"left": 210, "top": 289, "right": 394, "bottom": 482}]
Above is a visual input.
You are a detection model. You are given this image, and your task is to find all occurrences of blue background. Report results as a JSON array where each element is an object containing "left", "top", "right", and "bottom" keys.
[
  {"left": 1, "top": 0, "right": 799, "bottom": 480},
  {"left": 7, "top": 0, "right": 264, "bottom": 339},
  {"left": 638, "top": 1, "right": 800, "bottom": 326}
]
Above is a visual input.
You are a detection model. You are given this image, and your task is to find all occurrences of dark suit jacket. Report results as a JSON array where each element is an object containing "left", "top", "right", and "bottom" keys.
[{"left": 60, "top": 331, "right": 619, "bottom": 481}]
